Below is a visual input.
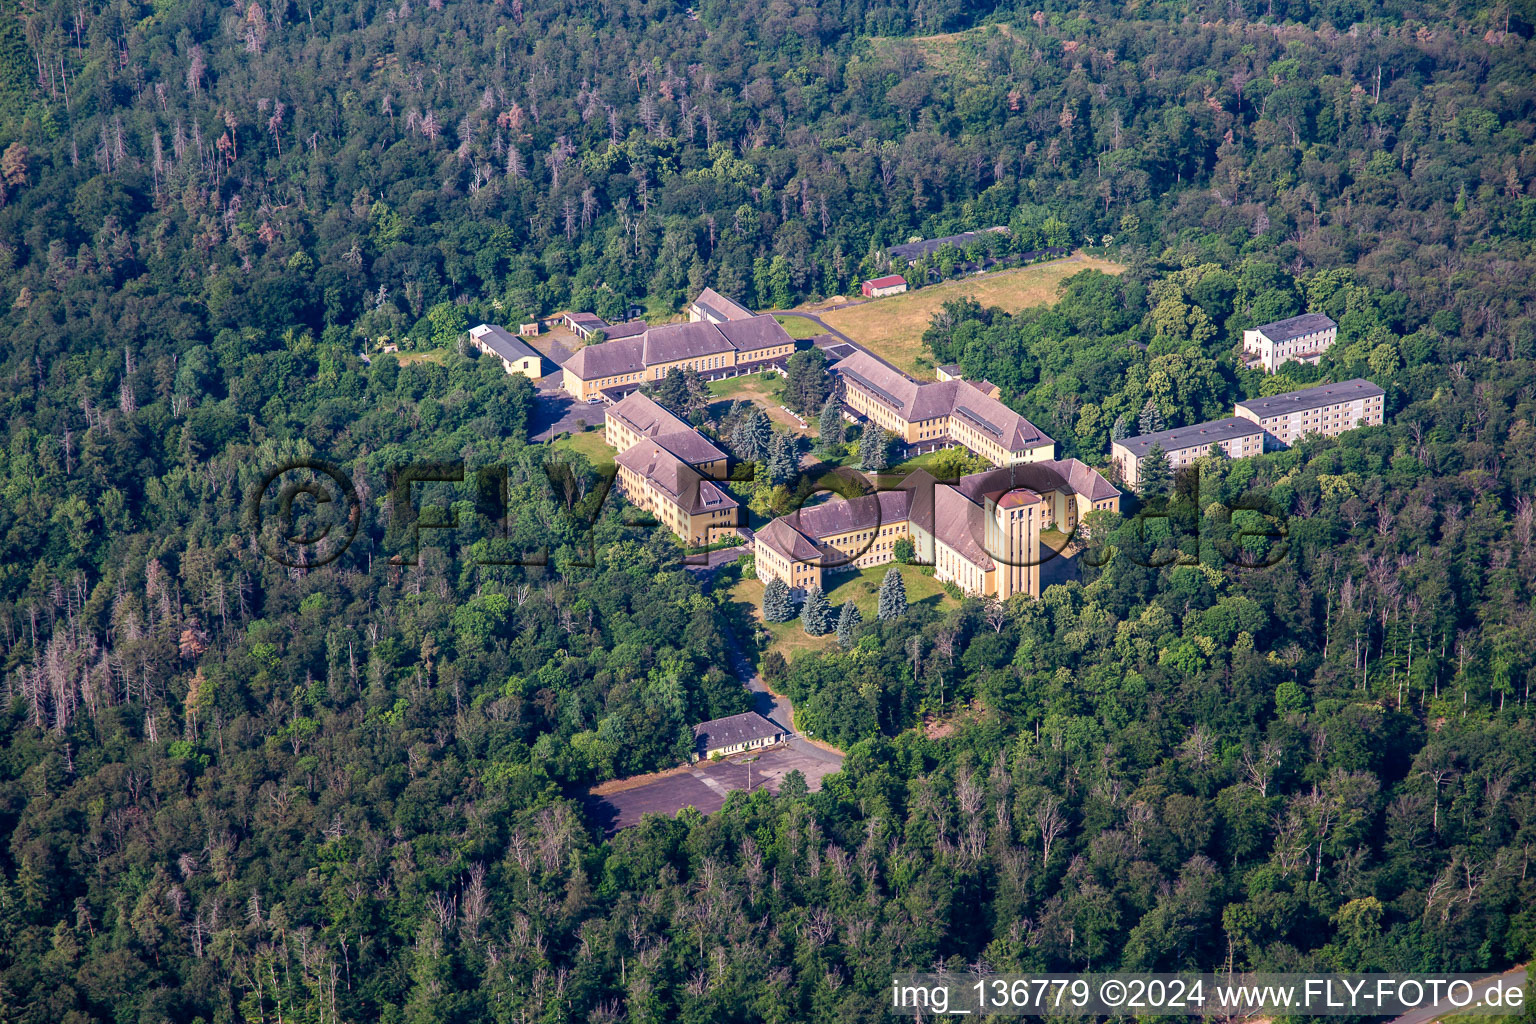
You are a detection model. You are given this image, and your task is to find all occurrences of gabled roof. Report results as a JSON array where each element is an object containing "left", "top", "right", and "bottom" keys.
[
  {"left": 642, "top": 321, "right": 735, "bottom": 365},
  {"left": 717, "top": 315, "right": 793, "bottom": 352},
  {"left": 693, "top": 712, "right": 781, "bottom": 751},
  {"left": 754, "top": 517, "right": 825, "bottom": 565},
  {"left": 607, "top": 392, "right": 691, "bottom": 440},
  {"left": 651, "top": 430, "right": 727, "bottom": 468},
  {"left": 615, "top": 439, "right": 737, "bottom": 515},
  {"left": 950, "top": 381, "right": 1052, "bottom": 453},
  {"left": 755, "top": 518, "right": 821, "bottom": 563},
  {"left": 1115, "top": 417, "right": 1264, "bottom": 458},
  {"left": 598, "top": 319, "right": 651, "bottom": 340},
  {"left": 833, "top": 350, "right": 1051, "bottom": 452},
  {"left": 1234, "top": 378, "right": 1385, "bottom": 418},
  {"left": 564, "top": 311, "right": 608, "bottom": 328},
  {"left": 469, "top": 324, "right": 539, "bottom": 363},
  {"left": 563, "top": 337, "right": 647, "bottom": 379},
  {"left": 865, "top": 274, "right": 906, "bottom": 288},
  {"left": 691, "top": 288, "right": 756, "bottom": 322},
  {"left": 931, "top": 487, "right": 994, "bottom": 570},
  {"left": 1252, "top": 312, "right": 1337, "bottom": 343}
]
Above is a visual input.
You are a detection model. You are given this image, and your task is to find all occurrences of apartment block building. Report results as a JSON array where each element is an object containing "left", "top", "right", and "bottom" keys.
[
  {"left": 754, "top": 461, "right": 1119, "bottom": 599},
  {"left": 560, "top": 290, "right": 795, "bottom": 401},
  {"left": 1111, "top": 418, "right": 1266, "bottom": 488},
  {"left": 1242, "top": 312, "right": 1338, "bottom": 373},
  {"left": 832, "top": 349, "right": 1055, "bottom": 466},
  {"left": 1111, "top": 378, "right": 1387, "bottom": 486},
  {"left": 1233, "top": 378, "right": 1386, "bottom": 448}
]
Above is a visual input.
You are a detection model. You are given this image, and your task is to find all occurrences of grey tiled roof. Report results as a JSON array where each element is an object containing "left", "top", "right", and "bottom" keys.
[
  {"left": 717, "top": 316, "right": 793, "bottom": 352},
  {"left": 692, "top": 288, "right": 755, "bottom": 322},
  {"left": 1116, "top": 417, "right": 1264, "bottom": 459},
  {"left": 615, "top": 439, "right": 737, "bottom": 514},
  {"left": 652, "top": 430, "right": 727, "bottom": 468},
  {"left": 1234, "top": 378, "right": 1385, "bottom": 418},
  {"left": 888, "top": 227, "right": 1007, "bottom": 261},
  {"left": 693, "top": 712, "right": 781, "bottom": 751},
  {"left": 642, "top": 322, "right": 735, "bottom": 365},
  {"left": 564, "top": 337, "right": 647, "bottom": 379},
  {"left": 832, "top": 351, "right": 1052, "bottom": 452},
  {"left": 1252, "top": 312, "right": 1337, "bottom": 342},
  {"left": 607, "top": 392, "right": 691, "bottom": 439},
  {"left": 469, "top": 324, "right": 539, "bottom": 363}
]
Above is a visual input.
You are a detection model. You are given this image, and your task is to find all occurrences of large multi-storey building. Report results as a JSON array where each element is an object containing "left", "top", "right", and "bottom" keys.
[
  {"left": 605, "top": 393, "right": 735, "bottom": 546},
  {"left": 559, "top": 291, "right": 795, "bottom": 401},
  {"left": 1111, "top": 418, "right": 1266, "bottom": 488},
  {"left": 1111, "top": 378, "right": 1387, "bottom": 486},
  {"left": 1234, "top": 378, "right": 1385, "bottom": 448},
  {"left": 614, "top": 437, "right": 739, "bottom": 547},
  {"left": 753, "top": 461, "right": 1119, "bottom": 599},
  {"left": 1242, "top": 313, "right": 1338, "bottom": 373},
  {"left": 832, "top": 349, "right": 1055, "bottom": 466}
]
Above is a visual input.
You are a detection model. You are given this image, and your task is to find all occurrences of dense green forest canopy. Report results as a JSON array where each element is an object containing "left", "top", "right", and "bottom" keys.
[{"left": 3, "top": 0, "right": 1536, "bottom": 1021}]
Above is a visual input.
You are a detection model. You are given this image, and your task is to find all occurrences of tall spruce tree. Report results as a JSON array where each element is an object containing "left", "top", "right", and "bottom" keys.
[
  {"left": 835, "top": 601, "right": 862, "bottom": 648},
  {"left": 767, "top": 430, "right": 799, "bottom": 485},
  {"left": 818, "top": 397, "right": 843, "bottom": 453},
  {"left": 877, "top": 567, "right": 907, "bottom": 620},
  {"left": 762, "top": 577, "right": 795, "bottom": 622},
  {"left": 653, "top": 367, "right": 690, "bottom": 414},
  {"left": 801, "top": 586, "right": 833, "bottom": 635},
  {"left": 730, "top": 408, "right": 772, "bottom": 462},
  {"left": 1137, "top": 443, "right": 1172, "bottom": 497},
  {"left": 858, "top": 426, "right": 889, "bottom": 471},
  {"left": 1138, "top": 398, "right": 1165, "bottom": 436}
]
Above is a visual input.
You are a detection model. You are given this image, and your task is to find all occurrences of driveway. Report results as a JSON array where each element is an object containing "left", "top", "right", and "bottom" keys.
[{"left": 530, "top": 388, "right": 600, "bottom": 442}]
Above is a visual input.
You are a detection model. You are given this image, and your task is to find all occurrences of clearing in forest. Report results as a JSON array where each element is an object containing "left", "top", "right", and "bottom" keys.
[{"left": 814, "top": 252, "right": 1125, "bottom": 376}]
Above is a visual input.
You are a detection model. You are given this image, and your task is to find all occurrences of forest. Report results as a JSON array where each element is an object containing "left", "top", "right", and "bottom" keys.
[{"left": 3, "top": 0, "right": 1536, "bottom": 1020}]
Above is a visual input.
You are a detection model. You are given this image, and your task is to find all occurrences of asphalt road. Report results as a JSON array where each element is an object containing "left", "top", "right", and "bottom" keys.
[{"left": 1385, "top": 966, "right": 1527, "bottom": 1024}]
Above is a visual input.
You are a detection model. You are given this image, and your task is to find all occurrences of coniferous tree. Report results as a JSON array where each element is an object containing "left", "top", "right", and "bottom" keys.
[
  {"left": 858, "top": 426, "right": 890, "bottom": 471},
  {"left": 818, "top": 397, "right": 844, "bottom": 453},
  {"left": 1112, "top": 413, "right": 1131, "bottom": 441},
  {"left": 1137, "top": 443, "right": 1172, "bottom": 497},
  {"left": 730, "top": 408, "right": 772, "bottom": 463},
  {"left": 652, "top": 367, "right": 689, "bottom": 414},
  {"left": 877, "top": 568, "right": 907, "bottom": 620},
  {"left": 783, "top": 348, "right": 832, "bottom": 416},
  {"left": 835, "top": 601, "right": 862, "bottom": 648},
  {"left": 762, "top": 577, "right": 795, "bottom": 622},
  {"left": 767, "top": 430, "right": 799, "bottom": 485},
  {"left": 1138, "top": 398, "right": 1165, "bottom": 436},
  {"left": 801, "top": 586, "right": 833, "bottom": 635}
]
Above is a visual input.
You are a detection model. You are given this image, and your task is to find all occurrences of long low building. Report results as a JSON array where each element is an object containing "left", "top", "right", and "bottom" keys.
[
  {"left": 754, "top": 460, "right": 1119, "bottom": 599},
  {"left": 693, "top": 712, "right": 783, "bottom": 761},
  {"left": 1111, "top": 418, "right": 1265, "bottom": 488},
  {"left": 1234, "top": 378, "right": 1385, "bottom": 448},
  {"left": 468, "top": 324, "right": 543, "bottom": 377},
  {"left": 559, "top": 289, "right": 795, "bottom": 400},
  {"left": 832, "top": 349, "right": 1055, "bottom": 466}
]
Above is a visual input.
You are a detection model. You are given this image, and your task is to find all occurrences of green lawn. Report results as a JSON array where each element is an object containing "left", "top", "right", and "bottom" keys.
[
  {"left": 551, "top": 428, "right": 614, "bottom": 467},
  {"left": 731, "top": 563, "right": 953, "bottom": 665},
  {"left": 774, "top": 315, "right": 825, "bottom": 340}
]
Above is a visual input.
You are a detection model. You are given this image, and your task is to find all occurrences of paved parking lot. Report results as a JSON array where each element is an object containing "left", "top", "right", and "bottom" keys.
[{"left": 585, "top": 743, "right": 839, "bottom": 835}]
